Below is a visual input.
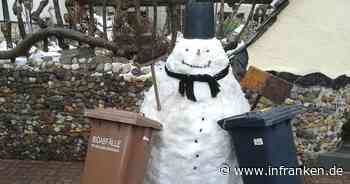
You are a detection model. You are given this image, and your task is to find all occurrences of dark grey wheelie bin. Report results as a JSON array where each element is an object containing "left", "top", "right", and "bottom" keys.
[{"left": 218, "top": 105, "right": 303, "bottom": 184}]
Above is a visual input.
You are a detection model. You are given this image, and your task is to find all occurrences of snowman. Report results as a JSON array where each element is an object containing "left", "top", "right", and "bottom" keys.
[{"left": 141, "top": 0, "right": 250, "bottom": 183}]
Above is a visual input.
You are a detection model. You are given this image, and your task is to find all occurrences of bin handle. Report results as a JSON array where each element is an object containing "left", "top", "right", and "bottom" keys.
[{"left": 143, "top": 128, "right": 152, "bottom": 143}]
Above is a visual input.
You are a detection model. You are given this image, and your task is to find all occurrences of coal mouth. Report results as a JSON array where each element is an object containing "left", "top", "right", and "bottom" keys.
[{"left": 181, "top": 60, "right": 212, "bottom": 69}]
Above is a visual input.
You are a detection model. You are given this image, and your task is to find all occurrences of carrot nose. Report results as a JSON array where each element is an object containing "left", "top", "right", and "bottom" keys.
[{"left": 196, "top": 49, "right": 201, "bottom": 56}]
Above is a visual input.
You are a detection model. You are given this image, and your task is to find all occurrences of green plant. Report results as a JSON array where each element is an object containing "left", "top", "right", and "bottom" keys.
[{"left": 218, "top": 19, "right": 240, "bottom": 38}]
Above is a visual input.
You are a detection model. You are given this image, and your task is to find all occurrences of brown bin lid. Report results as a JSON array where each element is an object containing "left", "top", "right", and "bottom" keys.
[{"left": 85, "top": 108, "right": 162, "bottom": 130}]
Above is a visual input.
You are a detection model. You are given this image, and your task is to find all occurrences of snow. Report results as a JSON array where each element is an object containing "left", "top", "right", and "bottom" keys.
[
  {"left": 141, "top": 38, "right": 250, "bottom": 184},
  {"left": 271, "top": 0, "right": 283, "bottom": 8},
  {"left": 48, "top": 42, "right": 63, "bottom": 52},
  {"left": 31, "top": 49, "right": 61, "bottom": 58},
  {"left": 167, "top": 32, "right": 184, "bottom": 42},
  {"left": 95, "top": 14, "right": 114, "bottom": 29},
  {"left": 0, "top": 41, "right": 9, "bottom": 51},
  {"left": 226, "top": 40, "right": 246, "bottom": 57},
  {"left": 0, "top": 41, "right": 30, "bottom": 64},
  {"left": 121, "top": 65, "right": 152, "bottom": 82},
  {"left": 27, "top": 47, "right": 61, "bottom": 66},
  {"left": 166, "top": 38, "right": 231, "bottom": 76},
  {"left": 14, "top": 57, "right": 27, "bottom": 65},
  {"left": 95, "top": 14, "right": 114, "bottom": 40},
  {"left": 234, "top": 25, "right": 244, "bottom": 34},
  {"left": 0, "top": 41, "right": 62, "bottom": 65}
]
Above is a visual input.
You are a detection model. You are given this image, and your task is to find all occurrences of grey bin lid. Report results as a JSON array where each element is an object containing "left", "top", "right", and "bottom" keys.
[{"left": 218, "top": 105, "right": 302, "bottom": 130}]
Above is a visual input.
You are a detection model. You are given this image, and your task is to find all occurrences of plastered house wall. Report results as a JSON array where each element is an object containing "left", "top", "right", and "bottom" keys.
[{"left": 248, "top": 0, "right": 350, "bottom": 78}]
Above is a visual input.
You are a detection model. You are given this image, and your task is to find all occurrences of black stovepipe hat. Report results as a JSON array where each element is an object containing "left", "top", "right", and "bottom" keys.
[{"left": 183, "top": 0, "right": 215, "bottom": 39}]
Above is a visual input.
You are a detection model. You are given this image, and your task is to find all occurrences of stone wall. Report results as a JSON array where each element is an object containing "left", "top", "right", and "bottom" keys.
[
  {"left": 0, "top": 56, "right": 151, "bottom": 161},
  {"left": 1, "top": 54, "right": 350, "bottom": 163},
  {"left": 254, "top": 71, "right": 350, "bottom": 164}
]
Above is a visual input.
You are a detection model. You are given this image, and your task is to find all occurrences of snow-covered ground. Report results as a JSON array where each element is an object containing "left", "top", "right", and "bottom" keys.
[{"left": 248, "top": 0, "right": 350, "bottom": 79}]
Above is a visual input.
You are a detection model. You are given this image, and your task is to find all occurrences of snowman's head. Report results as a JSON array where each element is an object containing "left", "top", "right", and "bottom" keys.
[{"left": 166, "top": 38, "right": 229, "bottom": 76}]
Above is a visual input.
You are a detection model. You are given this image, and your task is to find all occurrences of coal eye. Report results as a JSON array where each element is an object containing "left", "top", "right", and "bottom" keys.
[
  {"left": 185, "top": 49, "right": 189, "bottom": 52},
  {"left": 206, "top": 49, "right": 210, "bottom": 53}
]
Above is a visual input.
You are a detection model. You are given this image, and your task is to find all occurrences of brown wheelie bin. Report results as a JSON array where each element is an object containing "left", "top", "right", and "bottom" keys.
[{"left": 81, "top": 108, "right": 162, "bottom": 184}]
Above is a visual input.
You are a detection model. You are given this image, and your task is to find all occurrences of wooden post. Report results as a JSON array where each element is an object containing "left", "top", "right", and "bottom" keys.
[
  {"left": 13, "top": 0, "right": 27, "bottom": 39},
  {"left": 102, "top": 0, "right": 108, "bottom": 39},
  {"left": 1, "top": 0, "right": 13, "bottom": 49},
  {"left": 31, "top": 0, "right": 49, "bottom": 51},
  {"left": 175, "top": 3, "right": 181, "bottom": 32},
  {"left": 169, "top": 3, "right": 177, "bottom": 51},
  {"left": 23, "top": 0, "right": 33, "bottom": 33},
  {"left": 53, "top": 0, "right": 69, "bottom": 49},
  {"left": 1, "top": 0, "right": 15, "bottom": 62},
  {"left": 161, "top": 6, "right": 170, "bottom": 36},
  {"left": 218, "top": 0, "right": 225, "bottom": 38},
  {"left": 88, "top": 0, "right": 95, "bottom": 36}
]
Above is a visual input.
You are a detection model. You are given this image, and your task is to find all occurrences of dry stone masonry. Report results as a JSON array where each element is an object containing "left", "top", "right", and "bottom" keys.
[
  {"left": 253, "top": 71, "right": 350, "bottom": 164},
  {"left": 0, "top": 52, "right": 350, "bottom": 164},
  {"left": 0, "top": 52, "right": 152, "bottom": 161}
]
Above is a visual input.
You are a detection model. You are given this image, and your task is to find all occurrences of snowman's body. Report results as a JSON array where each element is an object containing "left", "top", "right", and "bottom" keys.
[{"left": 141, "top": 38, "right": 250, "bottom": 184}]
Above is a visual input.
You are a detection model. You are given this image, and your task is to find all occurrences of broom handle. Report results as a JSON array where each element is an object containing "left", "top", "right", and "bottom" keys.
[{"left": 151, "top": 64, "right": 162, "bottom": 111}]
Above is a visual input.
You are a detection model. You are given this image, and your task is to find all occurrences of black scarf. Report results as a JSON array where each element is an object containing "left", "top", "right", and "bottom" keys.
[{"left": 165, "top": 65, "right": 230, "bottom": 102}]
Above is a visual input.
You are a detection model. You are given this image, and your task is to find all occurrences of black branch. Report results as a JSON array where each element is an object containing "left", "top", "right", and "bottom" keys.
[
  {"left": 0, "top": 27, "right": 123, "bottom": 59},
  {"left": 31, "top": 0, "right": 49, "bottom": 28}
]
